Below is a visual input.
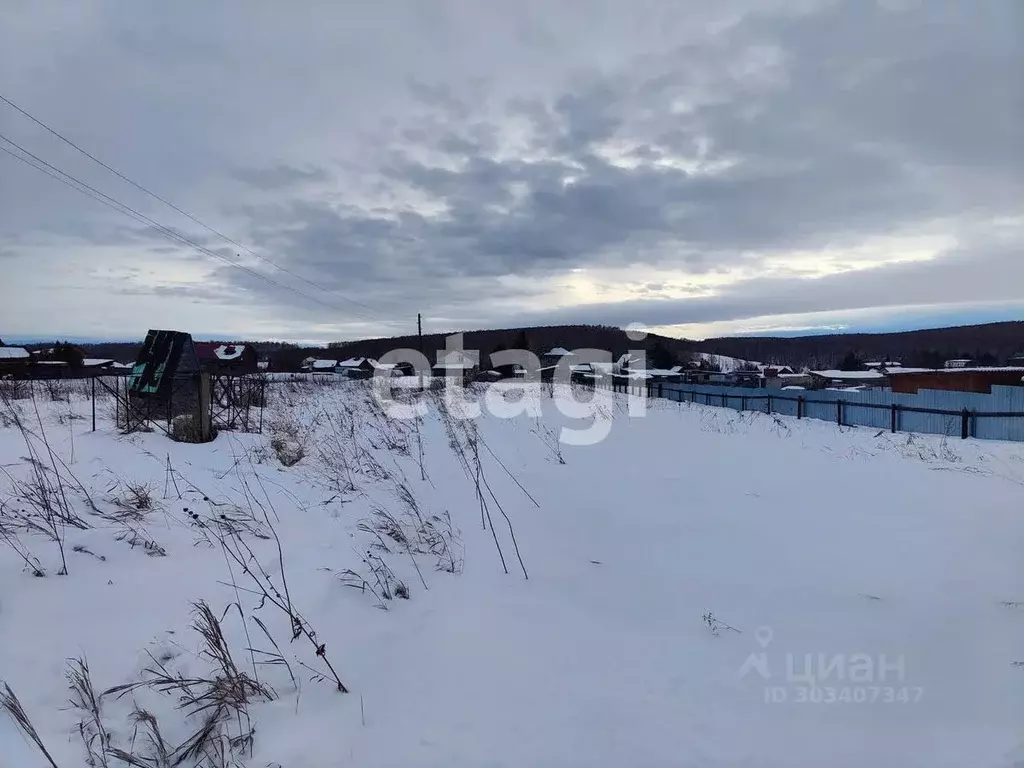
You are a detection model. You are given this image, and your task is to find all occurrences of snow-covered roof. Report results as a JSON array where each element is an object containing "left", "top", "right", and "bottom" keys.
[
  {"left": 311, "top": 359, "right": 338, "bottom": 370},
  {"left": 889, "top": 366, "right": 1024, "bottom": 375},
  {"left": 570, "top": 362, "right": 613, "bottom": 374},
  {"left": 639, "top": 368, "right": 683, "bottom": 378},
  {"left": 213, "top": 344, "right": 245, "bottom": 361},
  {"left": 83, "top": 358, "right": 114, "bottom": 367},
  {"left": 865, "top": 361, "right": 901, "bottom": 368},
  {"left": 37, "top": 360, "right": 68, "bottom": 366},
  {"left": 544, "top": 347, "right": 573, "bottom": 357},
  {"left": 810, "top": 370, "right": 886, "bottom": 380},
  {"left": 0, "top": 347, "right": 30, "bottom": 360},
  {"left": 434, "top": 350, "right": 479, "bottom": 369},
  {"left": 694, "top": 352, "right": 762, "bottom": 373},
  {"left": 193, "top": 342, "right": 252, "bottom": 364},
  {"left": 338, "top": 357, "right": 375, "bottom": 368}
]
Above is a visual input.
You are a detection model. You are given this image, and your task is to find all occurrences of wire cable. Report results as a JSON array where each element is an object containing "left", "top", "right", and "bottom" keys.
[
  {"left": 0, "top": 134, "right": 392, "bottom": 324},
  {"left": 0, "top": 90, "right": 388, "bottom": 319}
]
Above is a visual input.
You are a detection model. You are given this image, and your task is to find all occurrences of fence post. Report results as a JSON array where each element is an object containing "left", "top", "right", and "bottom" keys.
[
  {"left": 891, "top": 403, "right": 898, "bottom": 433},
  {"left": 91, "top": 376, "right": 96, "bottom": 432},
  {"left": 961, "top": 408, "right": 970, "bottom": 440},
  {"left": 199, "top": 372, "right": 213, "bottom": 442},
  {"left": 658, "top": 382, "right": 663, "bottom": 399},
  {"left": 767, "top": 395, "right": 772, "bottom": 415},
  {"left": 741, "top": 396, "right": 747, "bottom": 411},
  {"left": 797, "top": 396, "right": 804, "bottom": 419},
  {"left": 837, "top": 399, "right": 843, "bottom": 426},
  {"left": 722, "top": 393, "right": 727, "bottom": 407}
]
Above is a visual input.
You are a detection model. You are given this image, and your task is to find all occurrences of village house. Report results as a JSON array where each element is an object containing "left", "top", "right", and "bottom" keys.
[
  {"left": 684, "top": 369, "right": 732, "bottom": 385},
  {"left": 193, "top": 343, "right": 259, "bottom": 375},
  {"left": 309, "top": 359, "right": 339, "bottom": 374},
  {"left": 433, "top": 349, "right": 479, "bottom": 382},
  {"left": 337, "top": 357, "right": 377, "bottom": 378},
  {"left": 541, "top": 347, "right": 575, "bottom": 366},
  {"left": 769, "top": 370, "right": 815, "bottom": 389},
  {"left": 889, "top": 367, "right": 1024, "bottom": 394},
  {"left": 0, "top": 345, "right": 31, "bottom": 376},
  {"left": 642, "top": 366, "right": 685, "bottom": 383},
  {"left": 808, "top": 369, "right": 889, "bottom": 389},
  {"left": 337, "top": 357, "right": 402, "bottom": 379}
]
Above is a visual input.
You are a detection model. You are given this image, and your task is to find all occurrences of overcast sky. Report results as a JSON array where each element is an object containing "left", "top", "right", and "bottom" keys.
[{"left": 1, "top": 0, "right": 1021, "bottom": 343}]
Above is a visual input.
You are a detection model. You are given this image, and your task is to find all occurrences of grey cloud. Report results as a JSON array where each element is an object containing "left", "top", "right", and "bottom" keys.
[
  {"left": 230, "top": 165, "right": 332, "bottom": 190},
  {"left": 233, "top": 0, "right": 1020, "bottom": 316},
  {"left": 0, "top": 0, "right": 1019, "bottom": 338},
  {"left": 503, "top": 237, "right": 1024, "bottom": 330}
]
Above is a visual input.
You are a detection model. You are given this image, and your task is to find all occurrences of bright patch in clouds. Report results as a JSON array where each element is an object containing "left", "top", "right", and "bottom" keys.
[{"left": 0, "top": 0, "right": 1019, "bottom": 342}]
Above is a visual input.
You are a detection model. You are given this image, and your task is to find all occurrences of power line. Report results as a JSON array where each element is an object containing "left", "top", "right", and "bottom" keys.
[
  {"left": 0, "top": 144, "right": 151, "bottom": 229},
  {"left": 0, "top": 133, "right": 388, "bottom": 322},
  {"left": 0, "top": 90, "right": 387, "bottom": 319}
]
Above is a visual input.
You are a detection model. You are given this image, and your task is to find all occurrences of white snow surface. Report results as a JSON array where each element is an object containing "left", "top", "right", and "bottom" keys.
[
  {"left": 213, "top": 344, "right": 245, "bottom": 361},
  {"left": 694, "top": 351, "right": 763, "bottom": 372},
  {"left": 811, "top": 369, "right": 887, "bottom": 380},
  {"left": 1, "top": 380, "right": 1023, "bottom": 767}
]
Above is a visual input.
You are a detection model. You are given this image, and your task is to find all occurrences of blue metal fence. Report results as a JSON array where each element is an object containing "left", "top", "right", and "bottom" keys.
[{"left": 603, "top": 380, "right": 1024, "bottom": 443}]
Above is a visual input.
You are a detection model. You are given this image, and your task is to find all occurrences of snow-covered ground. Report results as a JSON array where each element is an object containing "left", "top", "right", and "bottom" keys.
[
  {"left": 694, "top": 351, "right": 763, "bottom": 372},
  {"left": 1, "top": 378, "right": 1022, "bottom": 767}
]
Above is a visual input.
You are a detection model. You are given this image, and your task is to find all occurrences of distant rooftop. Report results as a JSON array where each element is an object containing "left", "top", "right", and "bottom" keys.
[{"left": 810, "top": 369, "right": 886, "bottom": 380}]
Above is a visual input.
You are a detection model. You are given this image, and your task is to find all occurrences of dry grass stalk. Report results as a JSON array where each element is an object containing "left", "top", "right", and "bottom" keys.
[{"left": 0, "top": 681, "right": 62, "bottom": 768}]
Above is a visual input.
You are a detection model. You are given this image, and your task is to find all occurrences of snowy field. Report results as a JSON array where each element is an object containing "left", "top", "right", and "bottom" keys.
[{"left": 0, "top": 378, "right": 1022, "bottom": 768}]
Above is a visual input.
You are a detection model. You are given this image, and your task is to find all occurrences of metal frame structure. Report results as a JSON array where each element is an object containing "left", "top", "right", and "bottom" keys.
[
  {"left": 210, "top": 373, "right": 265, "bottom": 434},
  {"left": 89, "top": 329, "right": 265, "bottom": 439}
]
